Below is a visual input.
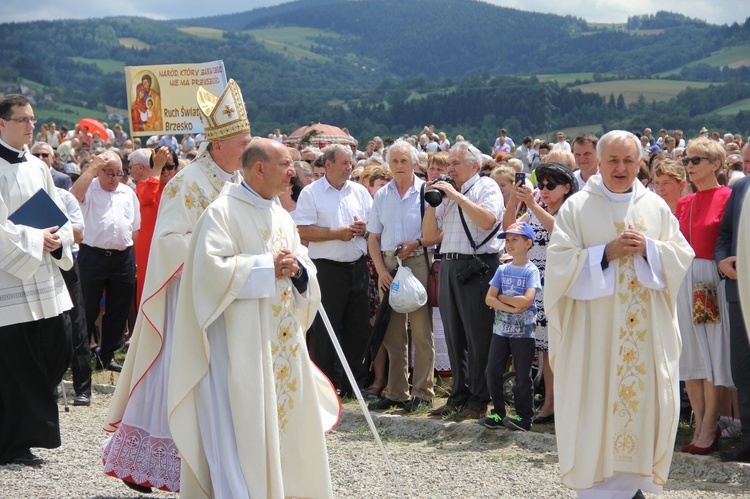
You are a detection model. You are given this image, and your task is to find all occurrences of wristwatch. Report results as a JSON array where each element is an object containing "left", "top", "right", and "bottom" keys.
[{"left": 416, "top": 238, "right": 423, "bottom": 248}]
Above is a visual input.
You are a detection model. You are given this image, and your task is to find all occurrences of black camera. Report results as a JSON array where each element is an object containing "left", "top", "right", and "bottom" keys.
[
  {"left": 424, "top": 174, "right": 457, "bottom": 207},
  {"left": 455, "top": 256, "right": 490, "bottom": 285}
]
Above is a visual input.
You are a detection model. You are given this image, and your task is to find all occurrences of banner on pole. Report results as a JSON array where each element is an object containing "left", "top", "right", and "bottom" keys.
[{"left": 124, "top": 60, "right": 227, "bottom": 137}]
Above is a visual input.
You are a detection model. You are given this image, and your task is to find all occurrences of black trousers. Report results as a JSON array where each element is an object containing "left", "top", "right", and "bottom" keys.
[
  {"left": 486, "top": 335, "right": 535, "bottom": 421},
  {"left": 0, "top": 315, "right": 71, "bottom": 462},
  {"left": 78, "top": 245, "right": 135, "bottom": 365},
  {"left": 728, "top": 301, "right": 750, "bottom": 443},
  {"left": 312, "top": 257, "right": 370, "bottom": 395},
  {"left": 60, "top": 259, "right": 92, "bottom": 397},
  {"left": 438, "top": 254, "right": 499, "bottom": 410}
]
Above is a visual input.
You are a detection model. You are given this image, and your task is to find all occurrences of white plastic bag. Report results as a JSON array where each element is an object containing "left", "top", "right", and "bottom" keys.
[{"left": 389, "top": 257, "right": 427, "bottom": 313}]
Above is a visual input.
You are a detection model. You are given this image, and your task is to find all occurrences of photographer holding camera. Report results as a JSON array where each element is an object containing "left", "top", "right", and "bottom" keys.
[{"left": 423, "top": 141, "right": 504, "bottom": 419}]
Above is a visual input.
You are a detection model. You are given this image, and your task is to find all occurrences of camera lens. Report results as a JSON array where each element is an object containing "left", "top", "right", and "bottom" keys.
[{"left": 424, "top": 190, "right": 444, "bottom": 207}]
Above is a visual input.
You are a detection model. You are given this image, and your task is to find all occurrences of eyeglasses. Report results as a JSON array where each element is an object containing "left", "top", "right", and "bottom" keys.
[
  {"left": 351, "top": 176, "right": 360, "bottom": 181},
  {"left": 538, "top": 181, "right": 560, "bottom": 191},
  {"left": 32, "top": 152, "right": 50, "bottom": 159},
  {"left": 5, "top": 116, "right": 37, "bottom": 125},
  {"left": 681, "top": 156, "right": 710, "bottom": 166},
  {"left": 162, "top": 165, "right": 177, "bottom": 171},
  {"left": 100, "top": 171, "right": 126, "bottom": 179}
]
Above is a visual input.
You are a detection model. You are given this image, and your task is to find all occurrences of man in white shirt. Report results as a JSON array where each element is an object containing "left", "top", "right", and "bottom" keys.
[
  {"left": 514, "top": 136, "right": 534, "bottom": 173},
  {"left": 0, "top": 94, "right": 74, "bottom": 467},
  {"left": 553, "top": 132, "right": 571, "bottom": 152},
  {"left": 493, "top": 129, "right": 515, "bottom": 151},
  {"left": 295, "top": 143, "right": 373, "bottom": 397},
  {"left": 572, "top": 133, "right": 600, "bottom": 191},
  {"left": 367, "top": 141, "right": 438, "bottom": 412},
  {"left": 71, "top": 150, "right": 140, "bottom": 373}
]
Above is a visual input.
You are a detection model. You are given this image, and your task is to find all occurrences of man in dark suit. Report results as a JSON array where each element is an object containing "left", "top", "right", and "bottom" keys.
[
  {"left": 715, "top": 144, "right": 750, "bottom": 462},
  {"left": 31, "top": 142, "right": 72, "bottom": 190}
]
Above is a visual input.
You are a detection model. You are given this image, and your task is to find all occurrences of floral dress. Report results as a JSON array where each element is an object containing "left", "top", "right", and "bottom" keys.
[{"left": 524, "top": 209, "right": 551, "bottom": 351}]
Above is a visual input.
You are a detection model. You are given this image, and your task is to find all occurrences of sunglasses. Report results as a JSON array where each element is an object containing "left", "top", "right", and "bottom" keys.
[
  {"left": 681, "top": 156, "right": 709, "bottom": 166},
  {"left": 162, "top": 165, "right": 177, "bottom": 171},
  {"left": 538, "top": 181, "right": 561, "bottom": 191},
  {"left": 32, "top": 152, "right": 50, "bottom": 159}
]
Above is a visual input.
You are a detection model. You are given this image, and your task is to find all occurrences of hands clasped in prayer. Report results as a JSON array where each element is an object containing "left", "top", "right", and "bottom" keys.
[
  {"left": 339, "top": 216, "right": 367, "bottom": 241},
  {"left": 274, "top": 249, "right": 300, "bottom": 279},
  {"left": 605, "top": 224, "right": 647, "bottom": 260}
]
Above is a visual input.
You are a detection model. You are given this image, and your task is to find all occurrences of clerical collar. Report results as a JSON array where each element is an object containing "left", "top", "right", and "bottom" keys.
[
  {"left": 0, "top": 138, "right": 27, "bottom": 164},
  {"left": 214, "top": 164, "right": 234, "bottom": 182},
  {"left": 600, "top": 180, "right": 635, "bottom": 204},
  {"left": 241, "top": 181, "right": 273, "bottom": 210}
]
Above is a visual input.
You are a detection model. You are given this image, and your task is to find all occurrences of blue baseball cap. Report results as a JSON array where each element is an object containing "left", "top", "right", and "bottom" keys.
[{"left": 498, "top": 221, "right": 534, "bottom": 240}]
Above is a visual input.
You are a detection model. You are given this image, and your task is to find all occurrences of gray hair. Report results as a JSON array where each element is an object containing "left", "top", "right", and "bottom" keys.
[
  {"left": 300, "top": 146, "right": 322, "bottom": 158},
  {"left": 596, "top": 130, "right": 641, "bottom": 160},
  {"left": 450, "top": 140, "right": 483, "bottom": 171},
  {"left": 293, "top": 160, "right": 313, "bottom": 180},
  {"left": 386, "top": 139, "right": 419, "bottom": 166},
  {"left": 128, "top": 148, "right": 152, "bottom": 167},
  {"left": 101, "top": 149, "right": 123, "bottom": 168},
  {"left": 322, "top": 144, "right": 351, "bottom": 165}
]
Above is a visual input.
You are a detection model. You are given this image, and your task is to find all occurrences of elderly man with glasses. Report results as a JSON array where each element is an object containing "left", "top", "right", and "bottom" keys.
[
  {"left": 31, "top": 141, "right": 72, "bottom": 190},
  {"left": 71, "top": 150, "right": 140, "bottom": 374}
]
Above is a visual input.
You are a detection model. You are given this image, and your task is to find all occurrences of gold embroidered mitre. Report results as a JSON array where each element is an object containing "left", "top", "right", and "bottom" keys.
[{"left": 196, "top": 78, "right": 251, "bottom": 142}]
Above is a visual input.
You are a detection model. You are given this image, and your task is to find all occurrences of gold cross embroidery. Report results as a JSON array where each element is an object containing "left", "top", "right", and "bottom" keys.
[{"left": 222, "top": 104, "right": 235, "bottom": 118}]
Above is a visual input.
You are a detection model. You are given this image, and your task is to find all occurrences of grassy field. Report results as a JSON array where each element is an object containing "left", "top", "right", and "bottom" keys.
[
  {"left": 33, "top": 102, "right": 108, "bottom": 128},
  {"left": 537, "top": 73, "right": 595, "bottom": 85},
  {"left": 657, "top": 44, "right": 750, "bottom": 76},
  {"left": 715, "top": 98, "right": 750, "bottom": 115},
  {"left": 244, "top": 27, "right": 340, "bottom": 62},
  {"left": 177, "top": 26, "right": 225, "bottom": 39},
  {"left": 118, "top": 37, "right": 151, "bottom": 50},
  {"left": 70, "top": 57, "right": 124, "bottom": 74},
  {"left": 572, "top": 79, "right": 715, "bottom": 104}
]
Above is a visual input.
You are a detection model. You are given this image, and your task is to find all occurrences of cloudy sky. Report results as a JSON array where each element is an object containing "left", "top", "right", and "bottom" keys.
[{"left": 1, "top": 0, "right": 744, "bottom": 25}]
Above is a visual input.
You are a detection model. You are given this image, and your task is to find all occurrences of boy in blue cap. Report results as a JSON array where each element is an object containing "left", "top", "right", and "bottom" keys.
[{"left": 481, "top": 222, "right": 541, "bottom": 431}]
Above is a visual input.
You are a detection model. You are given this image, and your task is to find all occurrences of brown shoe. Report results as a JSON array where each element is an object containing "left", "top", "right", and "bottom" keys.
[
  {"left": 429, "top": 404, "right": 457, "bottom": 416},
  {"left": 460, "top": 406, "right": 487, "bottom": 419}
]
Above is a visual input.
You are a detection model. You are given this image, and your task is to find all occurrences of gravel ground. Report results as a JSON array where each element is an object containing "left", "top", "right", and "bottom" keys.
[{"left": 2, "top": 387, "right": 750, "bottom": 498}]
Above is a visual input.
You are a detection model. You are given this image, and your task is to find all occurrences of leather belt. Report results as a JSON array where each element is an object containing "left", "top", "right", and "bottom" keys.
[
  {"left": 81, "top": 244, "right": 128, "bottom": 257},
  {"left": 443, "top": 252, "right": 499, "bottom": 261},
  {"left": 443, "top": 253, "right": 474, "bottom": 261},
  {"left": 382, "top": 249, "right": 426, "bottom": 258}
]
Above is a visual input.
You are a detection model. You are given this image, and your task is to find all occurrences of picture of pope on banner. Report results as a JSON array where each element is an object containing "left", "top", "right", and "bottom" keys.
[{"left": 131, "top": 71, "right": 162, "bottom": 132}]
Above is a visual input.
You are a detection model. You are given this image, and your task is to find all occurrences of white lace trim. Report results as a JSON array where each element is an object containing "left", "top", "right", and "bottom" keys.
[{"left": 102, "top": 423, "right": 181, "bottom": 492}]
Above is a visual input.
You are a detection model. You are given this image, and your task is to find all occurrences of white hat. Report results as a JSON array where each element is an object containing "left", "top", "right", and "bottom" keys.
[{"left": 197, "top": 78, "right": 251, "bottom": 142}]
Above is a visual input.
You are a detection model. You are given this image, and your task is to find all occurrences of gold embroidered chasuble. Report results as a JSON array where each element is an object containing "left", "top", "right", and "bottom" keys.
[
  {"left": 105, "top": 152, "right": 240, "bottom": 433},
  {"left": 168, "top": 184, "right": 339, "bottom": 499},
  {"left": 546, "top": 176, "right": 693, "bottom": 491}
]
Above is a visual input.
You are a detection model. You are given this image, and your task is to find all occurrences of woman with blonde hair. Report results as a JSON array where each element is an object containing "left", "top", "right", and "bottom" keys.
[{"left": 676, "top": 137, "right": 733, "bottom": 455}]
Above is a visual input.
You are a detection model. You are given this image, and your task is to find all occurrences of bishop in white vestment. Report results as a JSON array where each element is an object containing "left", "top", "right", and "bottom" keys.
[
  {"left": 103, "top": 79, "right": 251, "bottom": 492},
  {"left": 546, "top": 131, "right": 694, "bottom": 498},
  {"left": 168, "top": 138, "right": 339, "bottom": 499}
]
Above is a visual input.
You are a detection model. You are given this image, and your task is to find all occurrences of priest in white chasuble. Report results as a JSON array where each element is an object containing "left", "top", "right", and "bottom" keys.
[
  {"left": 103, "top": 79, "right": 251, "bottom": 493},
  {"left": 168, "top": 138, "right": 340, "bottom": 499},
  {"left": 546, "top": 130, "right": 694, "bottom": 499}
]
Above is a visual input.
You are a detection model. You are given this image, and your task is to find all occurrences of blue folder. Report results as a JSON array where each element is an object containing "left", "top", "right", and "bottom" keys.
[{"left": 8, "top": 188, "right": 69, "bottom": 230}]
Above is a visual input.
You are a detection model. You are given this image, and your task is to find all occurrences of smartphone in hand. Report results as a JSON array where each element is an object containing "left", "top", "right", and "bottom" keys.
[{"left": 515, "top": 172, "right": 526, "bottom": 185}]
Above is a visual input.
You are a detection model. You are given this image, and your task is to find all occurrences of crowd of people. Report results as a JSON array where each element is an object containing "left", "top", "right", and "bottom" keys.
[{"left": 2, "top": 79, "right": 750, "bottom": 499}]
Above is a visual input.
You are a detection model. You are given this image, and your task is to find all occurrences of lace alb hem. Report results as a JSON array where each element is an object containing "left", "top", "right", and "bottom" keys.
[{"left": 102, "top": 423, "right": 181, "bottom": 492}]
